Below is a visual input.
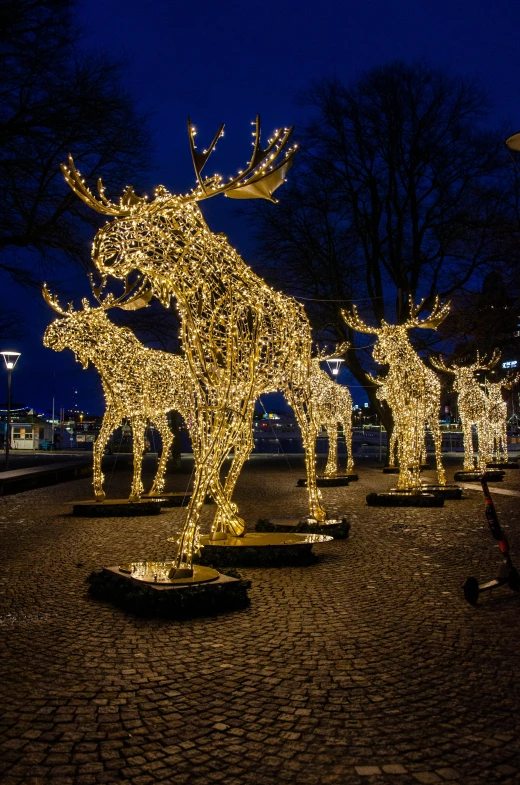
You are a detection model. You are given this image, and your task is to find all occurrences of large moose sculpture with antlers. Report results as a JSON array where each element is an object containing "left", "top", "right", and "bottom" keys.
[
  {"left": 486, "top": 373, "right": 519, "bottom": 463},
  {"left": 60, "top": 117, "right": 326, "bottom": 576},
  {"left": 343, "top": 299, "right": 449, "bottom": 491},
  {"left": 430, "top": 351, "right": 501, "bottom": 472},
  {"left": 43, "top": 281, "right": 195, "bottom": 502},
  {"left": 309, "top": 360, "right": 354, "bottom": 477}
]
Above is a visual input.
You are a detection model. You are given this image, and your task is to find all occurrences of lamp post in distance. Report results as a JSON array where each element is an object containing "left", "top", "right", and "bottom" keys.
[
  {"left": 326, "top": 357, "right": 344, "bottom": 377},
  {"left": 1, "top": 351, "right": 21, "bottom": 471}
]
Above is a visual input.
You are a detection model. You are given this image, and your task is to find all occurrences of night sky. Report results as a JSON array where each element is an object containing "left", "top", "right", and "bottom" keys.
[{"left": 5, "top": 0, "right": 520, "bottom": 415}]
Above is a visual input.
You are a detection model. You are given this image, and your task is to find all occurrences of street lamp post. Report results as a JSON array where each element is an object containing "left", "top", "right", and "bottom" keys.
[{"left": 1, "top": 351, "right": 21, "bottom": 471}]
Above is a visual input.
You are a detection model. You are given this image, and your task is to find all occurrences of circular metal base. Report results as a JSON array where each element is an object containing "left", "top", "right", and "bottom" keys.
[
  {"left": 141, "top": 491, "right": 192, "bottom": 507},
  {"left": 264, "top": 516, "right": 351, "bottom": 540},
  {"left": 417, "top": 484, "right": 463, "bottom": 500},
  {"left": 197, "top": 532, "right": 332, "bottom": 568},
  {"left": 366, "top": 491, "right": 444, "bottom": 507},
  {"left": 454, "top": 470, "right": 505, "bottom": 483},
  {"left": 297, "top": 474, "right": 355, "bottom": 487},
  {"left": 118, "top": 562, "right": 220, "bottom": 585},
  {"left": 72, "top": 499, "right": 163, "bottom": 517},
  {"left": 200, "top": 532, "right": 332, "bottom": 547}
]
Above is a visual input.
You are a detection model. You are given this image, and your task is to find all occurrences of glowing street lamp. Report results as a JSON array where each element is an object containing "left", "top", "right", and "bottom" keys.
[
  {"left": 1, "top": 351, "right": 21, "bottom": 471},
  {"left": 326, "top": 357, "right": 344, "bottom": 377}
]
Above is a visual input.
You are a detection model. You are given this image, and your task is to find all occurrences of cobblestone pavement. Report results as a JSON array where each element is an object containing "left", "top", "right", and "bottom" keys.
[{"left": 1, "top": 456, "right": 519, "bottom": 785}]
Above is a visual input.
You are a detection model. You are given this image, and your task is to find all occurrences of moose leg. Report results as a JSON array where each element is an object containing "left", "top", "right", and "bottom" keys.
[
  {"left": 173, "top": 409, "right": 238, "bottom": 572},
  {"left": 429, "top": 416, "right": 446, "bottom": 485},
  {"left": 149, "top": 413, "right": 174, "bottom": 496},
  {"left": 286, "top": 385, "right": 326, "bottom": 521},
  {"left": 475, "top": 422, "right": 489, "bottom": 472},
  {"left": 211, "top": 425, "right": 254, "bottom": 538},
  {"left": 129, "top": 419, "right": 145, "bottom": 502},
  {"left": 93, "top": 410, "right": 119, "bottom": 500},
  {"left": 342, "top": 417, "right": 354, "bottom": 472},
  {"left": 323, "top": 420, "right": 338, "bottom": 477},
  {"left": 462, "top": 420, "right": 475, "bottom": 471},
  {"left": 389, "top": 430, "right": 398, "bottom": 467}
]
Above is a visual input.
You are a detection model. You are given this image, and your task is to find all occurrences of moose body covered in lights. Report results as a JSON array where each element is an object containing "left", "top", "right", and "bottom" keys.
[
  {"left": 430, "top": 351, "right": 501, "bottom": 472},
  {"left": 309, "top": 361, "right": 354, "bottom": 477},
  {"left": 486, "top": 375, "right": 518, "bottom": 463},
  {"left": 343, "top": 299, "right": 448, "bottom": 491},
  {"left": 61, "top": 116, "right": 327, "bottom": 575},
  {"left": 43, "top": 283, "right": 195, "bottom": 502}
]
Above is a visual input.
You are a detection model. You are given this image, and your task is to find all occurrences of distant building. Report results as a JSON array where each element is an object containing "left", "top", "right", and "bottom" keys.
[{"left": 0, "top": 405, "right": 53, "bottom": 450}]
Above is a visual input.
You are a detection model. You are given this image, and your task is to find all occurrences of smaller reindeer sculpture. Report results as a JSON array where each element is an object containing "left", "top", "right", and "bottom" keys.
[
  {"left": 430, "top": 351, "right": 501, "bottom": 472},
  {"left": 310, "top": 360, "right": 354, "bottom": 477},
  {"left": 43, "top": 281, "right": 194, "bottom": 501},
  {"left": 343, "top": 299, "right": 449, "bottom": 490},
  {"left": 486, "top": 374, "right": 519, "bottom": 463}
]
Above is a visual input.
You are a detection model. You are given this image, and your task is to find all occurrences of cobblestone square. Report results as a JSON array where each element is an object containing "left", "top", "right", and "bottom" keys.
[{"left": 1, "top": 457, "right": 519, "bottom": 784}]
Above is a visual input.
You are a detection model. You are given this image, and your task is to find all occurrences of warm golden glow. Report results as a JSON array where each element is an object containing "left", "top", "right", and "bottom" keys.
[
  {"left": 431, "top": 351, "right": 501, "bottom": 472},
  {"left": 309, "top": 360, "right": 354, "bottom": 477},
  {"left": 43, "top": 284, "right": 194, "bottom": 502},
  {"left": 61, "top": 116, "right": 326, "bottom": 573},
  {"left": 485, "top": 372, "right": 518, "bottom": 463},
  {"left": 343, "top": 299, "right": 449, "bottom": 490}
]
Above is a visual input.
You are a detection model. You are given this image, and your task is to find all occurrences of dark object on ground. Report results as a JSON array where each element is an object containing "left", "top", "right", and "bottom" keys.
[
  {"left": 87, "top": 566, "right": 250, "bottom": 618},
  {"left": 413, "top": 484, "right": 463, "bottom": 500},
  {"left": 297, "top": 474, "right": 356, "bottom": 487},
  {"left": 463, "top": 478, "right": 520, "bottom": 605},
  {"left": 195, "top": 532, "right": 332, "bottom": 567},
  {"left": 486, "top": 461, "right": 519, "bottom": 470},
  {"left": 72, "top": 499, "right": 162, "bottom": 517},
  {"left": 257, "top": 516, "right": 350, "bottom": 540},
  {"left": 366, "top": 491, "right": 444, "bottom": 507},
  {"left": 0, "top": 460, "right": 92, "bottom": 496},
  {"left": 454, "top": 470, "right": 505, "bottom": 482},
  {"left": 142, "top": 491, "right": 192, "bottom": 507}
]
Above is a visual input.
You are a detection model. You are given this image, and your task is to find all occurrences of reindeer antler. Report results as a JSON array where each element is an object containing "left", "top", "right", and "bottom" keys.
[
  {"left": 406, "top": 296, "right": 450, "bottom": 330},
  {"left": 312, "top": 341, "right": 350, "bottom": 361},
  {"left": 61, "top": 154, "right": 147, "bottom": 217},
  {"left": 341, "top": 305, "right": 377, "bottom": 334},
  {"left": 430, "top": 355, "right": 455, "bottom": 374},
  {"left": 187, "top": 115, "right": 297, "bottom": 203},
  {"left": 472, "top": 348, "right": 501, "bottom": 372},
  {"left": 502, "top": 372, "right": 520, "bottom": 390},
  {"left": 42, "top": 284, "right": 73, "bottom": 315}
]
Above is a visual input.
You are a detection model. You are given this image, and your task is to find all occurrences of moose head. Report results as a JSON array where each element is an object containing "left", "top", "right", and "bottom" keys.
[
  {"left": 61, "top": 117, "right": 296, "bottom": 304},
  {"left": 430, "top": 350, "right": 501, "bottom": 393},
  {"left": 342, "top": 298, "right": 450, "bottom": 367},
  {"left": 42, "top": 277, "right": 152, "bottom": 367}
]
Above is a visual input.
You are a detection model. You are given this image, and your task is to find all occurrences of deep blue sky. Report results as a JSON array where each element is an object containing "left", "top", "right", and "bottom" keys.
[{"left": 4, "top": 0, "right": 520, "bottom": 415}]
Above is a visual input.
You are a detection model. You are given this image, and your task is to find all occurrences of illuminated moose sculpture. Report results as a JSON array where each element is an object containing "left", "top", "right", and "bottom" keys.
[
  {"left": 430, "top": 351, "right": 501, "bottom": 472},
  {"left": 43, "top": 282, "right": 194, "bottom": 502},
  {"left": 61, "top": 117, "right": 326, "bottom": 575},
  {"left": 309, "top": 361, "right": 354, "bottom": 477},
  {"left": 486, "top": 374, "right": 518, "bottom": 463},
  {"left": 342, "top": 299, "right": 448, "bottom": 490}
]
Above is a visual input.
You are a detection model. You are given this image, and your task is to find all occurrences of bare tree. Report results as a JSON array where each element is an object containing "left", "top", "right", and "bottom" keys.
[
  {"left": 247, "top": 62, "right": 520, "bottom": 437},
  {"left": 0, "top": 0, "right": 152, "bottom": 287}
]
